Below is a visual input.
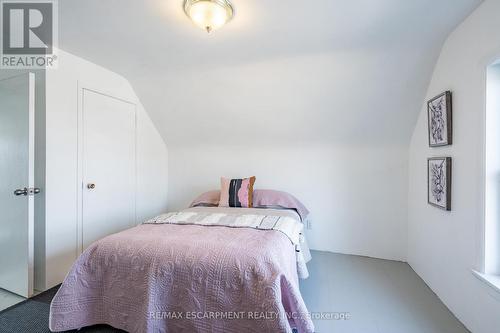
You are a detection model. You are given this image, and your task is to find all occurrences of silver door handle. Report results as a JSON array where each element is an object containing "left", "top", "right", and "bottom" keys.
[
  {"left": 29, "top": 188, "right": 41, "bottom": 195},
  {"left": 14, "top": 188, "right": 28, "bottom": 196},
  {"left": 14, "top": 187, "right": 41, "bottom": 196}
]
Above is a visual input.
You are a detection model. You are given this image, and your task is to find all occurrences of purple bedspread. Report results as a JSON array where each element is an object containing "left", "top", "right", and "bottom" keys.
[{"left": 49, "top": 224, "right": 314, "bottom": 333}]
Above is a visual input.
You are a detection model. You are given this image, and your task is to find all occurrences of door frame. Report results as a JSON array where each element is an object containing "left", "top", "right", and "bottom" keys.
[
  {"left": 28, "top": 72, "right": 35, "bottom": 297},
  {"left": 0, "top": 72, "right": 35, "bottom": 297},
  {"left": 76, "top": 82, "right": 137, "bottom": 255}
]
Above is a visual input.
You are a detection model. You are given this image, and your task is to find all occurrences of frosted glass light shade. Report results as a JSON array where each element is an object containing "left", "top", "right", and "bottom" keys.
[{"left": 184, "top": 0, "right": 234, "bottom": 33}]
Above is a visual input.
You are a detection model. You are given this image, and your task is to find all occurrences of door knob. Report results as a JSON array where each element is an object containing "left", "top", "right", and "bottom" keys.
[
  {"left": 14, "top": 188, "right": 28, "bottom": 196},
  {"left": 87, "top": 183, "right": 96, "bottom": 189},
  {"left": 28, "top": 188, "right": 41, "bottom": 195},
  {"left": 14, "top": 187, "right": 40, "bottom": 196}
]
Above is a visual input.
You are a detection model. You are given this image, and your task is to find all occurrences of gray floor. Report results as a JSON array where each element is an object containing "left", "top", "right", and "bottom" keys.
[
  {"left": 300, "top": 251, "right": 469, "bottom": 333},
  {"left": 0, "top": 288, "right": 25, "bottom": 312},
  {"left": 0, "top": 251, "right": 470, "bottom": 333}
]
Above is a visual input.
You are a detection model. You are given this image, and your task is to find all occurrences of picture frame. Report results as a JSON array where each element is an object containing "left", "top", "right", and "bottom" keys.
[
  {"left": 427, "top": 91, "right": 452, "bottom": 147},
  {"left": 427, "top": 157, "right": 452, "bottom": 211}
]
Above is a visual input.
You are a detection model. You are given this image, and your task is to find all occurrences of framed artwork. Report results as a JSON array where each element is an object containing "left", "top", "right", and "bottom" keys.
[
  {"left": 428, "top": 91, "right": 452, "bottom": 147},
  {"left": 428, "top": 157, "right": 451, "bottom": 211}
]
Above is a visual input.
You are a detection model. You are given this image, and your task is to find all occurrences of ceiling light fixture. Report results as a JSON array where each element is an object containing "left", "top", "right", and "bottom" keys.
[{"left": 183, "top": 0, "right": 234, "bottom": 33}]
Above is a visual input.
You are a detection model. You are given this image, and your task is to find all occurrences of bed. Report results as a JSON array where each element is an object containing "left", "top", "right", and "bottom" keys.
[{"left": 49, "top": 206, "right": 315, "bottom": 333}]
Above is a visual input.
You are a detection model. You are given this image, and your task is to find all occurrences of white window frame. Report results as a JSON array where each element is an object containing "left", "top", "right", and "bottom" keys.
[{"left": 475, "top": 57, "right": 500, "bottom": 297}]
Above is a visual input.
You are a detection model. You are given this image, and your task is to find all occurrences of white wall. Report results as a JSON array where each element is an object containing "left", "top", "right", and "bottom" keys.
[
  {"left": 163, "top": 45, "right": 417, "bottom": 262},
  {"left": 42, "top": 50, "right": 168, "bottom": 289},
  {"left": 169, "top": 143, "right": 408, "bottom": 261},
  {"left": 407, "top": 1, "right": 500, "bottom": 332}
]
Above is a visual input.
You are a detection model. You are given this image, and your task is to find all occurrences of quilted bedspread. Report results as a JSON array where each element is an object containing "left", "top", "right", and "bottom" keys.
[{"left": 49, "top": 223, "right": 315, "bottom": 332}]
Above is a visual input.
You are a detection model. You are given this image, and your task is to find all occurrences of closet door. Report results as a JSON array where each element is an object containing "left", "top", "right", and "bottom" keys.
[{"left": 81, "top": 89, "right": 136, "bottom": 250}]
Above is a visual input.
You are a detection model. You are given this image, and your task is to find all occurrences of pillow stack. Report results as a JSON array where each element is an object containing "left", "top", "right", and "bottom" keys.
[{"left": 189, "top": 187, "right": 310, "bottom": 221}]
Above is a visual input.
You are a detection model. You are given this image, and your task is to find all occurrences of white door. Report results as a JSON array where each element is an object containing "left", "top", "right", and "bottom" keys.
[
  {"left": 81, "top": 89, "right": 136, "bottom": 250},
  {"left": 0, "top": 73, "right": 35, "bottom": 298}
]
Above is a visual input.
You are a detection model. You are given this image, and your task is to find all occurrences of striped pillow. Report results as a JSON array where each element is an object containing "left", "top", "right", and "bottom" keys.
[{"left": 219, "top": 177, "right": 256, "bottom": 208}]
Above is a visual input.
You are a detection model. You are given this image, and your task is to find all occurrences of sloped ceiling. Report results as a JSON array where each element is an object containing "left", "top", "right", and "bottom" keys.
[{"left": 58, "top": 0, "right": 482, "bottom": 146}]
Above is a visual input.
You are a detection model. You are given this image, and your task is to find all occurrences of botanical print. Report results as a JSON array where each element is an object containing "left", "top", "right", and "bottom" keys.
[
  {"left": 428, "top": 92, "right": 452, "bottom": 147},
  {"left": 429, "top": 96, "right": 446, "bottom": 143},
  {"left": 428, "top": 157, "right": 451, "bottom": 210},
  {"left": 430, "top": 160, "right": 446, "bottom": 203}
]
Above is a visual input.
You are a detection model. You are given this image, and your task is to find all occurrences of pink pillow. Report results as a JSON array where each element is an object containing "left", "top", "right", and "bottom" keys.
[
  {"left": 189, "top": 188, "right": 310, "bottom": 221},
  {"left": 189, "top": 190, "right": 221, "bottom": 207},
  {"left": 219, "top": 177, "right": 256, "bottom": 208},
  {"left": 253, "top": 189, "right": 310, "bottom": 221}
]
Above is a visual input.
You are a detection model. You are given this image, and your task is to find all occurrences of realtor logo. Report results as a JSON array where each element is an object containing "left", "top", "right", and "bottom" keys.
[{"left": 1, "top": 0, "right": 58, "bottom": 68}]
